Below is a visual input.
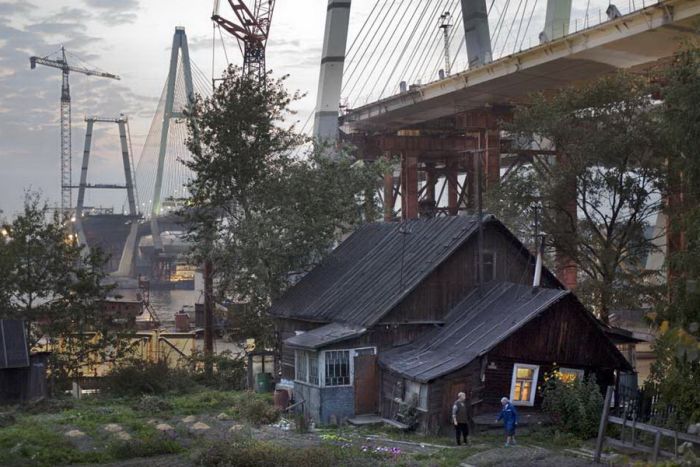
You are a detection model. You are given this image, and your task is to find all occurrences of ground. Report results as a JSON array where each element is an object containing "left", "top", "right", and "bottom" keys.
[{"left": 0, "top": 390, "right": 619, "bottom": 466}]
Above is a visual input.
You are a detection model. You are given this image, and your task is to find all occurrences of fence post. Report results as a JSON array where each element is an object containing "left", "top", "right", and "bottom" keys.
[
  {"left": 652, "top": 430, "right": 662, "bottom": 463},
  {"left": 594, "top": 386, "right": 614, "bottom": 463}
]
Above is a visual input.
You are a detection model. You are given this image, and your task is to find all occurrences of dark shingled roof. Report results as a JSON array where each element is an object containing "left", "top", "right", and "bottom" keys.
[
  {"left": 284, "top": 322, "right": 367, "bottom": 350},
  {"left": 269, "top": 215, "right": 488, "bottom": 327},
  {"left": 378, "top": 282, "right": 569, "bottom": 382}
]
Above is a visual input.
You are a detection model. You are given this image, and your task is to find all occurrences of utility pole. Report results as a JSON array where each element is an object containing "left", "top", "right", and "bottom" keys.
[
  {"left": 439, "top": 11, "right": 452, "bottom": 76},
  {"left": 476, "top": 149, "right": 484, "bottom": 292}
]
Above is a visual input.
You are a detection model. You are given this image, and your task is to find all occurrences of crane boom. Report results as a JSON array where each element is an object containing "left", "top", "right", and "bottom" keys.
[
  {"left": 29, "top": 47, "right": 120, "bottom": 214},
  {"left": 30, "top": 56, "right": 120, "bottom": 80},
  {"left": 212, "top": 0, "right": 276, "bottom": 79}
]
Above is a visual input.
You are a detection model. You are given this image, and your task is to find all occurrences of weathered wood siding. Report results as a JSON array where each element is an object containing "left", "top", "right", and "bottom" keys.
[{"left": 381, "top": 224, "right": 558, "bottom": 324}]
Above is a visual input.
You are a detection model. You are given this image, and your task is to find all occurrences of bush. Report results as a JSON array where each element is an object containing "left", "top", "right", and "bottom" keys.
[
  {"left": 133, "top": 395, "right": 173, "bottom": 413},
  {"left": 108, "top": 434, "right": 183, "bottom": 460},
  {"left": 104, "top": 360, "right": 195, "bottom": 397},
  {"left": 541, "top": 371, "right": 603, "bottom": 439},
  {"left": 190, "top": 351, "right": 247, "bottom": 391},
  {"left": 239, "top": 397, "right": 279, "bottom": 426}
]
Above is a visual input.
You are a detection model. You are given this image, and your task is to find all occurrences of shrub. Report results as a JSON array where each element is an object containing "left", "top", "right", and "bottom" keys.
[
  {"left": 133, "top": 395, "right": 173, "bottom": 413},
  {"left": 103, "top": 360, "right": 195, "bottom": 397},
  {"left": 108, "top": 434, "right": 183, "bottom": 460},
  {"left": 541, "top": 370, "right": 603, "bottom": 439},
  {"left": 190, "top": 351, "right": 247, "bottom": 391},
  {"left": 239, "top": 397, "right": 279, "bottom": 426}
]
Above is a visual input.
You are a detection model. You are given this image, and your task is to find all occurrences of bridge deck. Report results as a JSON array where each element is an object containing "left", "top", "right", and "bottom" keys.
[{"left": 342, "top": 0, "right": 700, "bottom": 133}]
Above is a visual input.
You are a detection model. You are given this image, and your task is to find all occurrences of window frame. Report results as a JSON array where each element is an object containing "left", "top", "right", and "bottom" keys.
[
  {"left": 404, "top": 380, "right": 429, "bottom": 411},
  {"left": 294, "top": 350, "right": 320, "bottom": 386},
  {"left": 509, "top": 363, "right": 540, "bottom": 406},
  {"left": 322, "top": 349, "right": 352, "bottom": 387}
]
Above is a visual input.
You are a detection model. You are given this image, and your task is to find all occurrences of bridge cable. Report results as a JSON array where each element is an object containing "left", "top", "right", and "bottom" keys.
[
  {"left": 498, "top": 0, "right": 525, "bottom": 58},
  {"left": 412, "top": 0, "right": 459, "bottom": 85},
  {"left": 342, "top": 0, "right": 396, "bottom": 95},
  {"left": 376, "top": 0, "right": 436, "bottom": 99},
  {"left": 406, "top": 0, "right": 455, "bottom": 86},
  {"left": 359, "top": 0, "right": 423, "bottom": 104},
  {"left": 344, "top": 0, "right": 405, "bottom": 106},
  {"left": 518, "top": 0, "right": 539, "bottom": 51},
  {"left": 391, "top": 0, "right": 449, "bottom": 94}
]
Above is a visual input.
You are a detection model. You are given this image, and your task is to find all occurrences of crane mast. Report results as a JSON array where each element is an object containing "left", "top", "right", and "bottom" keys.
[
  {"left": 30, "top": 47, "right": 120, "bottom": 214},
  {"left": 211, "top": 0, "right": 276, "bottom": 80}
]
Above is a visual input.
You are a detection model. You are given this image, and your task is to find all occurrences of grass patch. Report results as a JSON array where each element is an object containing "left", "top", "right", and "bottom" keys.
[
  {"left": 193, "top": 439, "right": 395, "bottom": 467},
  {"left": 107, "top": 434, "right": 184, "bottom": 460},
  {"left": 0, "top": 418, "right": 106, "bottom": 467}
]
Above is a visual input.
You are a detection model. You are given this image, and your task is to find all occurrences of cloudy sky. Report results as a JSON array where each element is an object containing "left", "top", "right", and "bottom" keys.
[{"left": 0, "top": 0, "right": 618, "bottom": 216}]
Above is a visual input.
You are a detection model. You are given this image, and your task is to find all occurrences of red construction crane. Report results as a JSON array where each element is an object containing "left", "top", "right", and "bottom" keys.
[{"left": 211, "top": 0, "right": 276, "bottom": 80}]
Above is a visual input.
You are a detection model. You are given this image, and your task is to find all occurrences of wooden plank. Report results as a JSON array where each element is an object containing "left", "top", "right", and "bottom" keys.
[
  {"left": 604, "top": 437, "right": 675, "bottom": 458},
  {"left": 594, "top": 386, "right": 614, "bottom": 463},
  {"left": 382, "top": 418, "right": 409, "bottom": 430},
  {"left": 608, "top": 417, "right": 700, "bottom": 444},
  {"left": 652, "top": 431, "right": 662, "bottom": 464}
]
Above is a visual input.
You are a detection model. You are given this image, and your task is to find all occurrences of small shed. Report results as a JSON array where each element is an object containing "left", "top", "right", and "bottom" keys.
[{"left": 0, "top": 319, "right": 49, "bottom": 403}]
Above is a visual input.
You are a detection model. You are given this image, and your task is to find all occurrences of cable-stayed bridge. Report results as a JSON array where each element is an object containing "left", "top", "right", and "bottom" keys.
[
  {"left": 79, "top": 0, "right": 698, "bottom": 289},
  {"left": 80, "top": 27, "right": 211, "bottom": 284}
]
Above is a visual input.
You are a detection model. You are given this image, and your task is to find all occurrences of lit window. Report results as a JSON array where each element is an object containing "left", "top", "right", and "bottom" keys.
[
  {"left": 558, "top": 367, "right": 584, "bottom": 384},
  {"left": 324, "top": 350, "right": 350, "bottom": 386},
  {"left": 510, "top": 363, "right": 539, "bottom": 406}
]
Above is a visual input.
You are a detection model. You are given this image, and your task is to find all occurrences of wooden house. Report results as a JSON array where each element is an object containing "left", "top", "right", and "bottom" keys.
[{"left": 270, "top": 215, "right": 631, "bottom": 431}]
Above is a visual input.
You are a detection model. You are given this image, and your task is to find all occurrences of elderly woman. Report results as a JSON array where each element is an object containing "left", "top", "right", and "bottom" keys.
[{"left": 497, "top": 397, "right": 518, "bottom": 447}]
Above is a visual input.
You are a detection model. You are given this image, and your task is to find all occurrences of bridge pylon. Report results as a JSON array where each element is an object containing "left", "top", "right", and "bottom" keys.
[{"left": 150, "top": 27, "right": 195, "bottom": 252}]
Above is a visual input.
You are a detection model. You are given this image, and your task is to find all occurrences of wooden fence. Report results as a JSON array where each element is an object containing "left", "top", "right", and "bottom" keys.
[{"left": 594, "top": 386, "right": 700, "bottom": 463}]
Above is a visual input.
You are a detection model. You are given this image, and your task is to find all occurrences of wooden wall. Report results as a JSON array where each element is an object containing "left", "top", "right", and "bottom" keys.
[{"left": 381, "top": 223, "right": 558, "bottom": 324}]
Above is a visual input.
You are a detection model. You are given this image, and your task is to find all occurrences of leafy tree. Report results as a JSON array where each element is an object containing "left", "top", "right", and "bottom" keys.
[
  {"left": 489, "top": 73, "right": 666, "bottom": 322},
  {"left": 0, "top": 194, "right": 119, "bottom": 384},
  {"left": 541, "top": 370, "right": 603, "bottom": 439},
  {"left": 645, "top": 43, "right": 700, "bottom": 429},
  {"left": 184, "top": 66, "right": 382, "bottom": 347}
]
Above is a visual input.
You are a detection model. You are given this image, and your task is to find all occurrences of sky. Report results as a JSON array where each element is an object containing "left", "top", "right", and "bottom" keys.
[{"left": 0, "top": 0, "right": 622, "bottom": 216}]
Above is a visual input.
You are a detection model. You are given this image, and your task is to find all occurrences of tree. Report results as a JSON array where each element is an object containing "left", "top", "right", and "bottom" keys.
[
  {"left": 489, "top": 73, "right": 666, "bottom": 323},
  {"left": 0, "top": 194, "right": 119, "bottom": 383},
  {"left": 184, "top": 66, "right": 382, "bottom": 347},
  {"left": 645, "top": 42, "right": 700, "bottom": 429}
]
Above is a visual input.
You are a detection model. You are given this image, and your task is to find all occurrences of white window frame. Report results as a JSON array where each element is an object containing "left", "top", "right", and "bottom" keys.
[
  {"left": 316, "top": 347, "right": 377, "bottom": 388},
  {"left": 294, "top": 350, "right": 320, "bottom": 386},
  {"left": 559, "top": 367, "right": 584, "bottom": 382},
  {"left": 509, "top": 363, "right": 540, "bottom": 406}
]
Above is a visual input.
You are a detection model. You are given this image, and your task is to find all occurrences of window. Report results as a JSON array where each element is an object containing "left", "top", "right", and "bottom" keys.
[
  {"left": 295, "top": 350, "right": 308, "bottom": 382},
  {"left": 510, "top": 363, "right": 539, "bottom": 406},
  {"left": 404, "top": 380, "right": 428, "bottom": 411},
  {"left": 558, "top": 367, "right": 584, "bottom": 384},
  {"left": 295, "top": 350, "right": 319, "bottom": 385},
  {"left": 308, "top": 352, "right": 319, "bottom": 385},
  {"left": 324, "top": 350, "right": 350, "bottom": 386},
  {"left": 475, "top": 251, "right": 496, "bottom": 282}
]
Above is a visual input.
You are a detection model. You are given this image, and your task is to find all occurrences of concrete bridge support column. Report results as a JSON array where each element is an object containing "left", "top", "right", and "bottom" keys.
[
  {"left": 541, "top": 0, "right": 572, "bottom": 42},
  {"left": 313, "top": 0, "right": 352, "bottom": 141},
  {"left": 461, "top": 0, "right": 493, "bottom": 67}
]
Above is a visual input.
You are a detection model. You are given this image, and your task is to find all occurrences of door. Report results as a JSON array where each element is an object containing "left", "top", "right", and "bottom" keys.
[
  {"left": 442, "top": 380, "right": 470, "bottom": 429},
  {"left": 354, "top": 354, "right": 378, "bottom": 414}
]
